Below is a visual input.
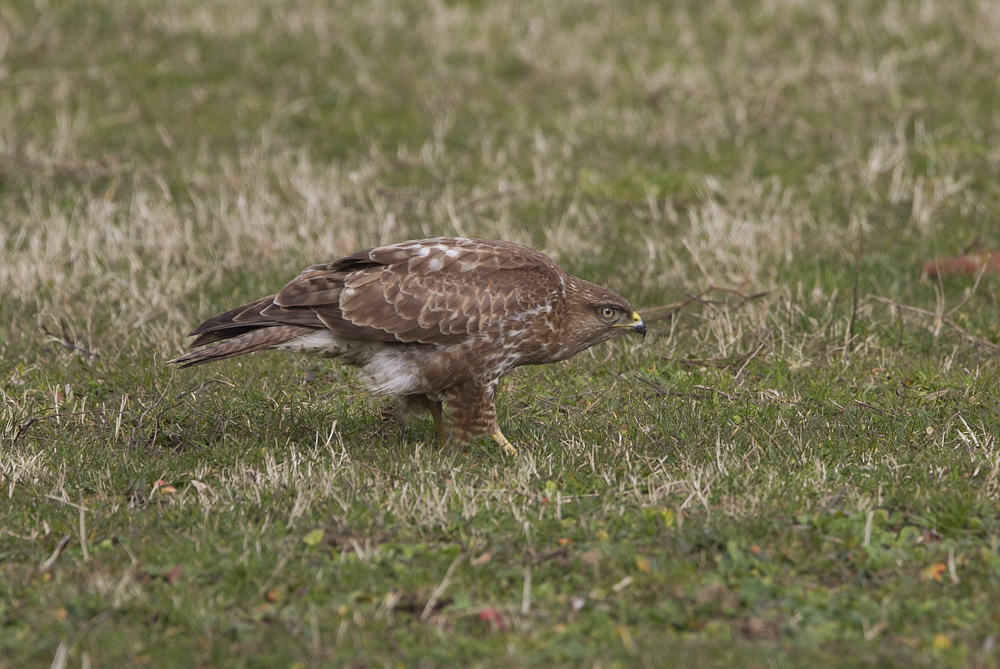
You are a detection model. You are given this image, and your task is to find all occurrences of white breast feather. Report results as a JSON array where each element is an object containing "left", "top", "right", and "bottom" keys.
[
  {"left": 274, "top": 331, "right": 424, "bottom": 396},
  {"left": 358, "top": 349, "right": 426, "bottom": 396}
]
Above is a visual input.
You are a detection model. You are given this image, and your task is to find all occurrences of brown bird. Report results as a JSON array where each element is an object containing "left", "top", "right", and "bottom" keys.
[{"left": 171, "top": 237, "right": 645, "bottom": 453}]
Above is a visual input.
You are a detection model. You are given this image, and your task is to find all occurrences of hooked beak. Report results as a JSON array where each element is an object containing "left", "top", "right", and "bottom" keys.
[
  {"left": 631, "top": 311, "right": 646, "bottom": 338},
  {"left": 618, "top": 310, "right": 646, "bottom": 339}
]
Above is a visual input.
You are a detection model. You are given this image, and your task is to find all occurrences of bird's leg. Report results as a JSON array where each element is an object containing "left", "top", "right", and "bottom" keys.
[
  {"left": 429, "top": 399, "right": 447, "bottom": 447},
  {"left": 490, "top": 429, "right": 517, "bottom": 456},
  {"left": 444, "top": 378, "right": 517, "bottom": 455}
]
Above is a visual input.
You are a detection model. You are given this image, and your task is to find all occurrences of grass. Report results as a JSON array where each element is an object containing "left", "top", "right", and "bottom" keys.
[{"left": 4, "top": 0, "right": 1000, "bottom": 666}]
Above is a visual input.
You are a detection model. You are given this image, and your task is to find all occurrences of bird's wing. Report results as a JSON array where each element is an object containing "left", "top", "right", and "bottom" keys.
[{"left": 270, "top": 238, "right": 564, "bottom": 345}]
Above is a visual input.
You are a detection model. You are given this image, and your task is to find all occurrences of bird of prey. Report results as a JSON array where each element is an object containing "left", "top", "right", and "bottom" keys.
[{"left": 171, "top": 237, "right": 645, "bottom": 454}]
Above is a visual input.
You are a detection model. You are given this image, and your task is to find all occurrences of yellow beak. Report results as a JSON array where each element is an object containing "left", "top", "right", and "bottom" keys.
[
  {"left": 617, "top": 311, "right": 646, "bottom": 338},
  {"left": 631, "top": 311, "right": 646, "bottom": 338}
]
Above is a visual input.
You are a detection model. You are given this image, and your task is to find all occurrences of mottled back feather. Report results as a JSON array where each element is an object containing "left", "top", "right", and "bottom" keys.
[{"left": 269, "top": 238, "right": 566, "bottom": 345}]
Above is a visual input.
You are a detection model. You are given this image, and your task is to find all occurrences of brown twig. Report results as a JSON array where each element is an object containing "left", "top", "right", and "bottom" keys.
[
  {"left": 11, "top": 416, "right": 41, "bottom": 446},
  {"left": 11, "top": 408, "right": 120, "bottom": 446},
  {"left": 636, "top": 375, "right": 736, "bottom": 401},
  {"left": 694, "top": 385, "right": 735, "bottom": 401},
  {"left": 868, "top": 294, "right": 1000, "bottom": 353},
  {"left": 40, "top": 325, "right": 100, "bottom": 359},
  {"left": 854, "top": 399, "right": 893, "bottom": 416},
  {"left": 639, "top": 300, "right": 691, "bottom": 324},
  {"left": 636, "top": 375, "right": 669, "bottom": 395},
  {"left": 639, "top": 286, "right": 769, "bottom": 324},
  {"left": 734, "top": 330, "right": 770, "bottom": 381},
  {"left": 660, "top": 330, "right": 770, "bottom": 376}
]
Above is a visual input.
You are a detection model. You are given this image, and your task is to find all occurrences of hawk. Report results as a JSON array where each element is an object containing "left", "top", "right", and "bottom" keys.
[{"left": 171, "top": 237, "right": 645, "bottom": 454}]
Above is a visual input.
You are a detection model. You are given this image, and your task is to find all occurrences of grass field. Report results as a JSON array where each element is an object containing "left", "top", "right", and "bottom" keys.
[{"left": 4, "top": 0, "right": 1000, "bottom": 666}]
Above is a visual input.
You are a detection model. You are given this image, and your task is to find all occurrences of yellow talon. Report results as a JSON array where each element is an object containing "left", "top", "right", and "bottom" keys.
[{"left": 491, "top": 430, "right": 518, "bottom": 456}]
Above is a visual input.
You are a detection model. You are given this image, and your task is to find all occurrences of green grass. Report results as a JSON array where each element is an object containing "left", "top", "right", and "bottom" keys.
[{"left": 4, "top": 0, "right": 1000, "bottom": 666}]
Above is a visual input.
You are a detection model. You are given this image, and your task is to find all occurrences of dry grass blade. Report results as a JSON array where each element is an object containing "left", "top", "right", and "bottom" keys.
[
  {"left": 39, "top": 535, "right": 73, "bottom": 572},
  {"left": 421, "top": 553, "right": 464, "bottom": 621}
]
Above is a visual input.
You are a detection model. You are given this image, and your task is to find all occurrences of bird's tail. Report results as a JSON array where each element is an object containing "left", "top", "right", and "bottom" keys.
[
  {"left": 170, "top": 295, "right": 316, "bottom": 368},
  {"left": 169, "top": 325, "right": 317, "bottom": 368}
]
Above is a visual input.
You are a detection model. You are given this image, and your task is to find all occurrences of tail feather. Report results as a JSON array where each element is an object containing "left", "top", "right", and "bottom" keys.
[
  {"left": 186, "top": 296, "right": 279, "bottom": 346},
  {"left": 170, "top": 325, "right": 315, "bottom": 368}
]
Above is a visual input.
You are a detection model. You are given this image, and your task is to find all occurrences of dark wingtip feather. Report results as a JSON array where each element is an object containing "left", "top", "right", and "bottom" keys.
[{"left": 188, "top": 296, "right": 278, "bottom": 337}]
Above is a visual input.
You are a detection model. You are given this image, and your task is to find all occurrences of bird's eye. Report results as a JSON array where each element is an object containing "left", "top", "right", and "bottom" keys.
[{"left": 600, "top": 306, "right": 616, "bottom": 319}]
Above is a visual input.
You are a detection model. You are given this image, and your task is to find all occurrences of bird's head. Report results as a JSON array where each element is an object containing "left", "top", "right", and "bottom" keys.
[{"left": 556, "top": 277, "right": 645, "bottom": 359}]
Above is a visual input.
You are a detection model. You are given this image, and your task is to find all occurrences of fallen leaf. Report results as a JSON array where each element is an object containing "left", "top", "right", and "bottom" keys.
[
  {"left": 737, "top": 616, "right": 781, "bottom": 640},
  {"left": 694, "top": 582, "right": 740, "bottom": 610},
  {"left": 190, "top": 479, "right": 211, "bottom": 494},
  {"left": 922, "top": 252, "right": 1000, "bottom": 278},
  {"left": 302, "top": 529, "right": 325, "bottom": 547},
  {"left": 153, "top": 480, "right": 177, "bottom": 494},
  {"left": 165, "top": 565, "right": 184, "bottom": 584},
  {"left": 471, "top": 551, "right": 493, "bottom": 566},
  {"left": 478, "top": 607, "right": 507, "bottom": 631},
  {"left": 616, "top": 624, "right": 636, "bottom": 652},
  {"left": 921, "top": 529, "right": 942, "bottom": 544},
  {"left": 921, "top": 563, "right": 947, "bottom": 582},
  {"left": 865, "top": 620, "right": 888, "bottom": 640},
  {"left": 644, "top": 507, "right": 675, "bottom": 528}
]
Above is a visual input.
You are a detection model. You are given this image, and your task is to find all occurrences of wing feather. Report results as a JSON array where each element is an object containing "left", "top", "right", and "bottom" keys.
[{"left": 213, "top": 238, "right": 566, "bottom": 347}]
